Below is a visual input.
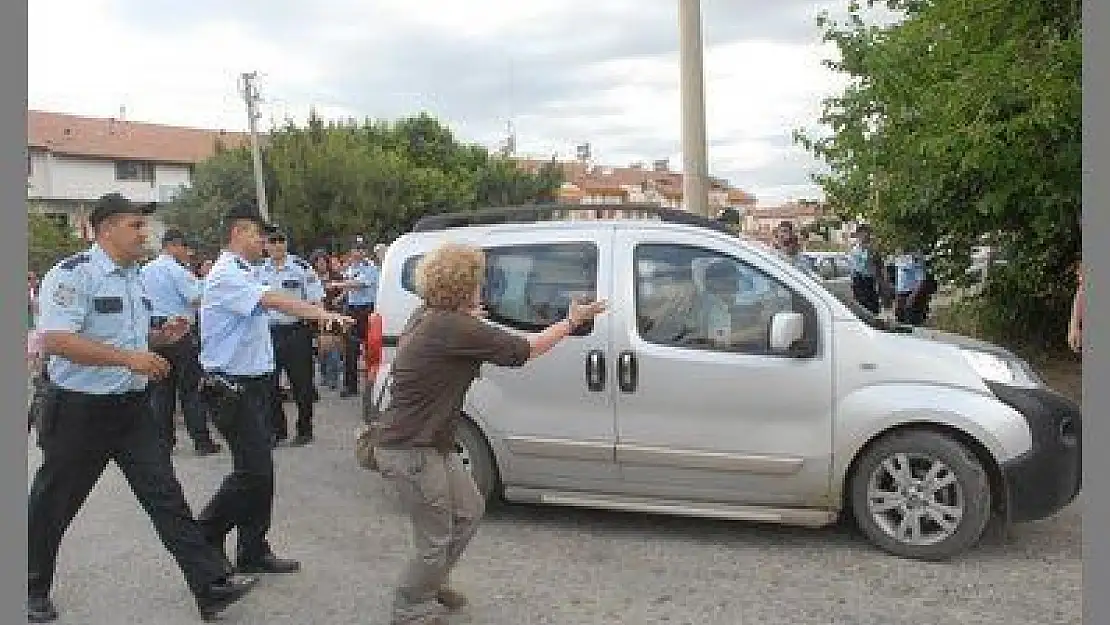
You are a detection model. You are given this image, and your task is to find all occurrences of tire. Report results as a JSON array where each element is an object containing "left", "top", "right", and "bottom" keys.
[
  {"left": 453, "top": 416, "right": 499, "bottom": 503},
  {"left": 849, "top": 430, "right": 993, "bottom": 561}
]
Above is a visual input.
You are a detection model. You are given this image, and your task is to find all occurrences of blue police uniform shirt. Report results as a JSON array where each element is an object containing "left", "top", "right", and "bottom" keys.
[
  {"left": 256, "top": 254, "right": 324, "bottom": 325},
  {"left": 894, "top": 254, "right": 926, "bottom": 294},
  {"left": 140, "top": 253, "right": 202, "bottom": 319},
  {"left": 36, "top": 244, "right": 152, "bottom": 394},
  {"left": 850, "top": 244, "right": 875, "bottom": 278},
  {"left": 343, "top": 260, "right": 379, "bottom": 306},
  {"left": 199, "top": 250, "right": 276, "bottom": 376}
]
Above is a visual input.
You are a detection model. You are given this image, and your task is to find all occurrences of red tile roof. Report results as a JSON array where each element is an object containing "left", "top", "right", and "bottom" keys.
[{"left": 27, "top": 110, "right": 250, "bottom": 164}]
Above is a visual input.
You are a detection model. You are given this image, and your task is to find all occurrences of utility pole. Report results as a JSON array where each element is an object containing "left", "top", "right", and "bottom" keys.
[
  {"left": 239, "top": 71, "right": 269, "bottom": 221},
  {"left": 679, "top": 0, "right": 710, "bottom": 218}
]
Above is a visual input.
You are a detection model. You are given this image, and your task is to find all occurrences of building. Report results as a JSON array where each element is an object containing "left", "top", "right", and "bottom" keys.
[
  {"left": 26, "top": 110, "right": 249, "bottom": 242},
  {"left": 743, "top": 200, "right": 855, "bottom": 247},
  {"left": 513, "top": 157, "right": 758, "bottom": 217}
]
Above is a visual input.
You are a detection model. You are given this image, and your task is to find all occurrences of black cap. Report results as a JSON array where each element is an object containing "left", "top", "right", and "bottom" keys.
[
  {"left": 88, "top": 193, "right": 156, "bottom": 228},
  {"left": 266, "top": 228, "right": 288, "bottom": 241},
  {"left": 223, "top": 200, "right": 271, "bottom": 230},
  {"left": 161, "top": 228, "right": 194, "bottom": 247}
]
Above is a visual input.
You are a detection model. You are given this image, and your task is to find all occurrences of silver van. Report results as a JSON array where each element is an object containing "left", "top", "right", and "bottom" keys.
[{"left": 363, "top": 206, "right": 1081, "bottom": 561}]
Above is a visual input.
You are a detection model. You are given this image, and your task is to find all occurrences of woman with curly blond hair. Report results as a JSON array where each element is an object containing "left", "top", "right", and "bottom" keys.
[{"left": 375, "top": 241, "right": 607, "bottom": 625}]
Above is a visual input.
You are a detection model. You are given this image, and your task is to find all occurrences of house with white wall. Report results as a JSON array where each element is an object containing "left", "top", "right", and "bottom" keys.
[{"left": 27, "top": 110, "right": 249, "bottom": 247}]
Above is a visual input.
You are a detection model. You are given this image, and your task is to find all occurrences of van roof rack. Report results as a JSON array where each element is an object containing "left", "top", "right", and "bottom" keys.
[{"left": 411, "top": 203, "right": 737, "bottom": 235}]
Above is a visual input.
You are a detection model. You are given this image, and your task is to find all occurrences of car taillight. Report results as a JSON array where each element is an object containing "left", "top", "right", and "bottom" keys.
[{"left": 364, "top": 312, "right": 384, "bottom": 383}]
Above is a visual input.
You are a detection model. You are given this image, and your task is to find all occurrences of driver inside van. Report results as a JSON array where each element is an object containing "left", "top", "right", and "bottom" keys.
[{"left": 641, "top": 258, "right": 765, "bottom": 350}]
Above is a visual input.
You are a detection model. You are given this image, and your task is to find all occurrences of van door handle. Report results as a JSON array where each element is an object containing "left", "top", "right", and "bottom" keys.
[
  {"left": 617, "top": 351, "right": 638, "bottom": 393},
  {"left": 585, "top": 349, "right": 606, "bottom": 392}
]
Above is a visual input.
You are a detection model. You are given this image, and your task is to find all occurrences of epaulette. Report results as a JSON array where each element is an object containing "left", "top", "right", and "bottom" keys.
[
  {"left": 58, "top": 253, "right": 91, "bottom": 271},
  {"left": 293, "top": 256, "right": 311, "bottom": 270},
  {"left": 235, "top": 258, "right": 251, "bottom": 271}
]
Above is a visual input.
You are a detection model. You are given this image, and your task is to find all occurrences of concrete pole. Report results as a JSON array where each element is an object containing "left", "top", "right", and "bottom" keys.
[
  {"left": 679, "top": 0, "right": 710, "bottom": 217},
  {"left": 241, "top": 72, "right": 270, "bottom": 221}
]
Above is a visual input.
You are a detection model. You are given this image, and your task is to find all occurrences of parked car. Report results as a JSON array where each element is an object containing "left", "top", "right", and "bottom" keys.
[
  {"left": 363, "top": 205, "right": 1081, "bottom": 561},
  {"left": 802, "top": 250, "right": 853, "bottom": 302}
]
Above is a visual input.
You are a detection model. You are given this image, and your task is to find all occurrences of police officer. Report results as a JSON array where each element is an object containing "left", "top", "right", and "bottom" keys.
[
  {"left": 28, "top": 193, "right": 256, "bottom": 623},
  {"left": 334, "top": 237, "right": 380, "bottom": 398},
  {"left": 141, "top": 228, "right": 221, "bottom": 455},
  {"left": 197, "top": 201, "right": 353, "bottom": 575},
  {"left": 257, "top": 229, "right": 325, "bottom": 446}
]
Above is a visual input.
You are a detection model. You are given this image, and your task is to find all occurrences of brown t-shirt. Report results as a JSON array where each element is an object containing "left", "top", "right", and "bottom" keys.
[{"left": 377, "top": 307, "right": 531, "bottom": 451}]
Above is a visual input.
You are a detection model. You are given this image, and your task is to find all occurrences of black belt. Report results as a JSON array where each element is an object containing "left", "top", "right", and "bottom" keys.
[
  {"left": 271, "top": 322, "right": 306, "bottom": 330},
  {"left": 209, "top": 371, "right": 272, "bottom": 382},
  {"left": 53, "top": 387, "right": 149, "bottom": 403}
]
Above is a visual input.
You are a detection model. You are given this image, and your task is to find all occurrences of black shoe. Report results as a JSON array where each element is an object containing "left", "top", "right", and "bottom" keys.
[
  {"left": 237, "top": 553, "right": 301, "bottom": 574},
  {"left": 27, "top": 596, "right": 58, "bottom": 623},
  {"left": 340, "top": 389, "right": 357, "bottom": 398},
  {"left": 290, "top": 433, "right": 313, "bottom": 446},
  {"left": 196, "top": 574, "right": 258, "bottom": 622},
  {"left": 195, "top": 440, "right": 221, "bottom": 456}
]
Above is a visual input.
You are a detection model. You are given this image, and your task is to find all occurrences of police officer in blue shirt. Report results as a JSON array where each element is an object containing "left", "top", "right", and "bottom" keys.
[
  {"left": 848, "top": 224, "right": 889, "bottom": 314},
  {"left": 257, "top": 229, "right": 326, "bottom": 446},
  {"left": 893, "top": 250, "right": 935, "bottom": 325},
  {"left": 28, "top": 193, "right": 256, "bottom": 623},
  {"left": 141, "top": 228, "right": 221, "bottom": 455},
  {"left": 197, "top": 201, "right": 352, "bottom": 576},
  {"left": 333, "top": 237, "right": 380, "bottom": 397}
]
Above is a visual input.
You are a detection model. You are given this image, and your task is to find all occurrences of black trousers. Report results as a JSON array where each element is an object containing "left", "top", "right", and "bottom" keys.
[
  {"left": 895, "top": 291, "right": 930, "bottom": 326},
  {"left": 851, "top": 275, "right": 881, "bottom": 314},
  {"left": 269, "top": 323, "right": 316, "bottom": 439},
  {"left": 28, "top": 387, "right": 228, "bottom": 599},
  {"left": 150, "top": 327, "right": 215, "bottom": 447},
  {"left": 343, "top": 305, "right": 373, "bottom": 393},
  {"left": 198, "top": 374, "right": 277, "bottom": 564}
]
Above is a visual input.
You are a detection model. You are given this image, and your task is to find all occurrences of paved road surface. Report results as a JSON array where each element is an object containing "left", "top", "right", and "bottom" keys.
[{"left": 25, "top": 392, "right": 1082, "bottom": 625}]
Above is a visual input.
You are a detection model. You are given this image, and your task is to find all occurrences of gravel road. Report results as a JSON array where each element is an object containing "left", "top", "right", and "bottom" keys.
[{"left": 26, "top": 393, "right": 1082, "bottom": 625}]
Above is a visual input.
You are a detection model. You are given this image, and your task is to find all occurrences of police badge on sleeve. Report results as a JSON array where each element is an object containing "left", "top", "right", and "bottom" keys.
[{"left": 52, "top": 283, "right": 78, "bottom": 308}]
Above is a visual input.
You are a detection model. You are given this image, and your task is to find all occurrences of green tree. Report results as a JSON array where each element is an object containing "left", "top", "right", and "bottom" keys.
[
  {"left": 797, "top": 0, "right": 1081, "bottom": 350},
  {"left": 28, "top": 210, "right": 86, "bottom": 274},
  {"left": 162, "top": 112, "right": 563, "bottom": 255}
]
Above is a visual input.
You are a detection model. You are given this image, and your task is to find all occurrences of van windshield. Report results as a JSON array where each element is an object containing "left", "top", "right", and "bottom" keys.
[{"left": 797, "top": 268, "right": 913, "bottom": 334}]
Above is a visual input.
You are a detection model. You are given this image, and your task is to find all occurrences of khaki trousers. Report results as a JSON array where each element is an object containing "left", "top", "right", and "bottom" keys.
[{"left": 377, "top": 447, "right": 485, "bottom": 624}]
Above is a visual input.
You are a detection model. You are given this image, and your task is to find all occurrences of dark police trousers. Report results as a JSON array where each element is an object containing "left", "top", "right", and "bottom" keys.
[
  {"left": 28, "top": 387, "right": 228, "bottom": 599},
  {"left": 269, "top": 322, "right": 316, "bottom": 439},
  {"left": 343, "top": 304, "right": 372, "bottom": 394},
  {"left": 150, "top": 324, "right": 215, "bottom": 447},
  {"left": 198, "top": 374, "right": 277, "bottom": 563}
]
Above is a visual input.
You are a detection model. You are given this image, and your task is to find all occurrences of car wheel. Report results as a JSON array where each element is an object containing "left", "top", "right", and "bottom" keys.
[
  {"left": 454, "top": 416, "right": 499, "bottom": 503},
  {"left": 850, "top": 430, "right": 993, "bottom": 561}
]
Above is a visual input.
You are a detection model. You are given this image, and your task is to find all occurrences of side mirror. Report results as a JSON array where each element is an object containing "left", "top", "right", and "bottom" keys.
[{"left": 769, "top": 312, "right": 805, "bottom": 354}]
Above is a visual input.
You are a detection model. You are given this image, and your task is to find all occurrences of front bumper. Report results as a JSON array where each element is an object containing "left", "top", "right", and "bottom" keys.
[{"left": 986, "top": 382, "right": 1082, "bottom": 523}]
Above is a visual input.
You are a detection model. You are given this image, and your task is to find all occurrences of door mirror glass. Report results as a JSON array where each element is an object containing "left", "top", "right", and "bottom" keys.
[{"left": 769, "top": 311, "right": 805, "bottom": 353}]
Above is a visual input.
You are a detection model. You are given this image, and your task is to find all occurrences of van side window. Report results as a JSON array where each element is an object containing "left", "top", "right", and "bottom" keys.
[
  {"left": 635, "top": 244, "right": 817, "bottom": 355},
  {"left": 399, "top": 244, "right": 599, "bottom": 333},
  {"left": 483, "top": 242, "right": 599, "bottom": 332}
]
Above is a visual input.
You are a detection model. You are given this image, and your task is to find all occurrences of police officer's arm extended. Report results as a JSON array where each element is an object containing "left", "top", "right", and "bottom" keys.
[{"left": 258, "top": 290, "right": 354, "bottom": 329}]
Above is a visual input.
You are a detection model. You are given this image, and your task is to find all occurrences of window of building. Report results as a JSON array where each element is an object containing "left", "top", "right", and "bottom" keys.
[
  {"left": 115, "top": 160, "right": 156, "bottom": 182},
  {"left": 634, "top": 243, "right": 819, "bottom": 356}
]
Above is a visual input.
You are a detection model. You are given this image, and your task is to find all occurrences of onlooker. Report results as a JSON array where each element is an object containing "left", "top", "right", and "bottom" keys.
[
  {"left": 1068, "top": 261, "right": 1084, "bottom": 354},
  {"left": 848, "top": 224, "right": 887, "bottom": 314},
  {"left": 374, "top": 242, "right": 607, "bottom": 625},
  {"left": 893, "top": 250, "right": 935, "bottom": 325},
  {"left": 313, "top": 253, "right": 345, "bottom": 390}
]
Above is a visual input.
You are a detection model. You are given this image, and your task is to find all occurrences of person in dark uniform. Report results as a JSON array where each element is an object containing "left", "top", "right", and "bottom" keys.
[
  {"left": 27, "top": 193, "right": 256, "bottom": 623},
  {"left": 257, "top": 229, "right": 326, "bottom": 446},
  {"left": 332, "top": 237, "right": 380, "bottom": 398},
  {"left": 197, "top": 201, "right": 353, "bottom": 576},
  {"left": 141, "top": 229, "right": 221, "bottom": 455},
  {"left": 848, "top": 224, "right": 888, "bottom": 314}
]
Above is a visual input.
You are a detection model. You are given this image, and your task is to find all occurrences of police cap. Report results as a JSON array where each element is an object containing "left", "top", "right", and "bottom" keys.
[
  {"left": 88, "top": 193, "right": 156, "bottom": 228},
  {"left": 222, "top": 200, "right": 272, "bottom": 231}
]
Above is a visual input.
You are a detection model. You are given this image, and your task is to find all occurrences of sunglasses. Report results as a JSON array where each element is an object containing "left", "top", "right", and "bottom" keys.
[{"left": 268, "top": 236, "right": 286, "bottom": 243}]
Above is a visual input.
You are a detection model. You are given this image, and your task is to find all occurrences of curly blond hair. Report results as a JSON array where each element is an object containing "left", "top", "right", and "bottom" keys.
[{"left": 415, "top": 242, "right": 486, "bottom": 311}]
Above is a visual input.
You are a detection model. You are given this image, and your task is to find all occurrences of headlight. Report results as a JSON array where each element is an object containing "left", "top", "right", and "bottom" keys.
[{"left": 960, "top": 349, "right": 1041, "bottom": 388}]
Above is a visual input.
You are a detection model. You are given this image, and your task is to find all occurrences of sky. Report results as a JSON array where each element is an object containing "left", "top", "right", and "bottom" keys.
[{"left": 28, "top": 0, "right": 869, "bottom": 204}]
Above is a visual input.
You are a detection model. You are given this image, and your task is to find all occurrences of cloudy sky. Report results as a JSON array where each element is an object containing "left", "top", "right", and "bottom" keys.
[{"left": 28, "top": 0, "right": 863, "bottom": 204}]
